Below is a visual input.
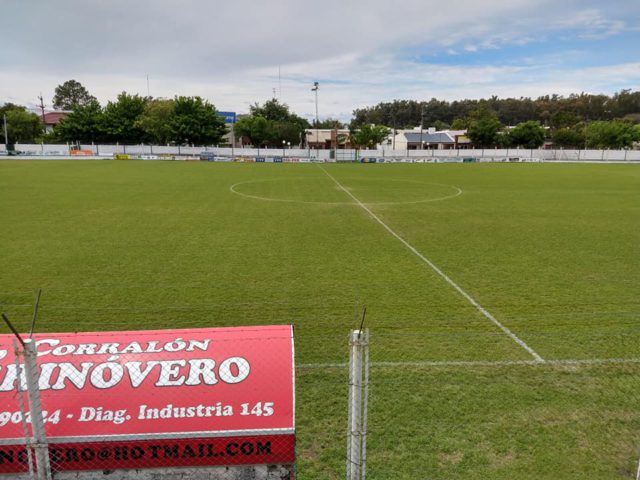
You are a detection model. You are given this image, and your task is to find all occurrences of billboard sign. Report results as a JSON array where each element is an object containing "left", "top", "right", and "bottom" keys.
[
  {"left": 0, "top": 325, "right": 294, "bottom": 474},
  {"left": 217, "top": 112, "right": 237, "bottom": 124}
]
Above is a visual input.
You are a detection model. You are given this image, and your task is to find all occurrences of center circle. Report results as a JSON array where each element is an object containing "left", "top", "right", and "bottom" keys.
[{"left": 230, "top": 177, "right": 462, "bottom": 205}]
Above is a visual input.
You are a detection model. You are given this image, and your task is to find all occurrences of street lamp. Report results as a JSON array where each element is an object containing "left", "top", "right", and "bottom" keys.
[
  {"left": 311, "top": 82, "right": 319, "bottom": 149},
  {"left": 282, "top": 139, "right": 286, "bottom": 157}
]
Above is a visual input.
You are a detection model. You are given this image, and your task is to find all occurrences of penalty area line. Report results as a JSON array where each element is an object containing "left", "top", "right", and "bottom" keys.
[{"left": 316, "top": 164, "right": 544, "bottom": 362}]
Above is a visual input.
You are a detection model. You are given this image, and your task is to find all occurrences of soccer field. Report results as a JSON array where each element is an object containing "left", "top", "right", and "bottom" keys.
[{"left": 1, "top": 160, "right": 639, "bottom": 478}]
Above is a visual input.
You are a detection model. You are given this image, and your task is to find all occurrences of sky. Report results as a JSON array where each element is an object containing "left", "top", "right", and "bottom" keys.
[{"left": 1, "top": 0, "right": 639, "bottom": 123}]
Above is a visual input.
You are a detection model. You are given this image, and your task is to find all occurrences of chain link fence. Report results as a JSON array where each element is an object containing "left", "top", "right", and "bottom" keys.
[
  {"left": 363, "top": 335, "right": 640, "bottom": 479},
  {"left": 1, "top": 313, "right": 639, "bottom": 479},
  {"left": 297, "top": 328, "right": 640, "bottom": 480}
]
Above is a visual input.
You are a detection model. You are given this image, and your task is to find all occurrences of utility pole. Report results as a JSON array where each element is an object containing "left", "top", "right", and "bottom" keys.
[
  {"left": 419, "top": 104, "right": 424, "bottom": 150},
  {"left": 3, "top": 114, "right": 8, "bottom": 146},
  {"left": 312, "top": 82, "right": 319, "bottom": 150},
  {"left": 146, "top": 75, "right": 150, "bottom": 97},
  {"left": 38, "top": 93, "right": 46, "bottom": 124},
  {"left": 392, "top": 114, "right": 396, "bottom": 151}
]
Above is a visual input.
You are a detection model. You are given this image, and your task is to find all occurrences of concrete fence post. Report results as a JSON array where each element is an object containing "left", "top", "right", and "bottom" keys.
[{"left": 347, "top": 330, "right": 369, "bottom": 480}]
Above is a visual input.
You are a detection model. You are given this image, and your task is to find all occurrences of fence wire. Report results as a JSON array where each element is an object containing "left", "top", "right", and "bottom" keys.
[
  {"left": 0, "top": 329, "right": 295, "bottom": 480},
  {"left": 1, "top": 324, "right": 639, "bottom": 479}
]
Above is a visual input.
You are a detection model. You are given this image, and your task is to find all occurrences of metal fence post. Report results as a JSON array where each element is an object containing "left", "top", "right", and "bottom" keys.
[
  {"left": 347, "top": 329, "right": 369, "bottom": 480},
  {"left": 13, "top": 339, "right": 35, "bottom": 480},
  {"left": 23, "top": 339, "right": 52, "bottom": 480}
]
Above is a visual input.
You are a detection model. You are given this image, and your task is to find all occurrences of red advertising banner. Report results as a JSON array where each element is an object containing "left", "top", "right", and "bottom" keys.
[{"left": 0, "top": 325, "right": 295, "bottom": 473}]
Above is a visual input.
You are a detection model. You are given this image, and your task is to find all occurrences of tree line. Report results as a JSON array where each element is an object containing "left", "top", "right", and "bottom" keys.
[
  {"left": 2, "top": 80, "right": 639, "bottom": 149},
  {"left": 351, "top": 91, "right": 640, "bottom": 129},
  {"left": 462, "top": 105, "right": 640, "bottom": 149},
  {"left": 352, "top": 91, "right": 640, "bottom": 149},
  {"left": 51, "top": 80, "right": 228, "bottom": 145}
]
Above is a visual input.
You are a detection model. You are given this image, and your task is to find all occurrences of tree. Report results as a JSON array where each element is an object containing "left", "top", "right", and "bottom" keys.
[
  {"left": 467, "top": 106, "right": 503, "bottom": 147},
  {"left": 350, "top": 89, "right": 640, "bottom": 129},
  {"left": 53, "top": 100, "right": 104, "bottom": 143},
  {"left": 550, "top": 111, "right": 581, "bottom": 129},
  {"left": 432, "top": 120, "right": 450, "bottom": 131},
  {"left": 450, "top": 118, "right": 469, "bottom": 130},
  {"left": 585, "top": 120, "right": 640, "bottom": 149},
  {"left": 0, "top": 103, "right": 25, "bottom": 118},
  {"left": 135, "top": 99, "right": 175, "bottom": 144},
  {"left": 1, "top": 104, "right": 43, "bottom": 143},
  {"left": 508, "top": 121, "right": 546, "bottom": 148},
  {"left": 52, "top": 80, "right": 97, "bottom": 110},
  {"left": 314, "top": 118, "right": 345, "bottom": 129},
  {"left": 168, "top": 96, "right": 226, "bottom": 145},
  {"left": 273, "top": 121, "right": 304, "bottom": 146},
  {"left": 101, "top": 92, "right": 148, "bottom": 144},
  {"left": 612, "top": 89, "right": 640, "bottom": 117},
  {"left": 234, "top": 116, "right": 274, "bottom": 147},
  {"left": 250, "top": 99, "right": 292, "bottom": 122},
  {"left": 240, "top": 99, "right": 309, "bottom": 147},
  {"left": 349, "top": 124, "right": 391, "bottom": 149},
  {"left": 552, "top": 126, "right": 586, "bottom": 148}
]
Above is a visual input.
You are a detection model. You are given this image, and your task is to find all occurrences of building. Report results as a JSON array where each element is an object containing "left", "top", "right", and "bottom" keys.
[
  {"left": 305, "top": 129, "right": 352, "bottom": 149},
  {"left": 42, "top": 111, "right": 70, "bottom": 133},
  {"left": 384, "top": 127, "right": 472, "bottom": 150}
]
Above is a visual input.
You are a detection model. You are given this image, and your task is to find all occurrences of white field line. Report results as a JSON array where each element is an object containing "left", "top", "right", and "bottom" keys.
[
  {"left": 317, "top": 164, "right": 545, "bottom": 362},
  {"left": 298, "top": 357, "right": 640, "bottom": 369},
  {"left": 229, "top": 178, "right": 463, "bottom": 206}
]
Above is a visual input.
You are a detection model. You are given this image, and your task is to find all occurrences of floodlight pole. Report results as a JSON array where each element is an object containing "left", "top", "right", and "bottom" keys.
[{"left": 312, "top": 82, "right": 319, "bottom": 150}]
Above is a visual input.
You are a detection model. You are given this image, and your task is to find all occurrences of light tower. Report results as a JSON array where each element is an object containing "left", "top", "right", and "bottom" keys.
[{"left": 311, "top": 81, "right": 319, "bottom": 149}]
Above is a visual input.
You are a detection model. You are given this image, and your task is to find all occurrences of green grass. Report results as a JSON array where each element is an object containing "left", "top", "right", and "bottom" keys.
[{"left": 1, "top": 160, "right": 639, "bottom": 478}]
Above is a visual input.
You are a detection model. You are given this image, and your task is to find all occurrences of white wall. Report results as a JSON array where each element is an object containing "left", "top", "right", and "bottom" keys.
[{"left": 5, "top": 144, "right": 640, "bottom": 162}]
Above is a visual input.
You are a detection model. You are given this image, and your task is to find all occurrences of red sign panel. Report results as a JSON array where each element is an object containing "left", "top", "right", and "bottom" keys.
[{"left": 0, "top": 325, "right": 295, "bottom": 472}]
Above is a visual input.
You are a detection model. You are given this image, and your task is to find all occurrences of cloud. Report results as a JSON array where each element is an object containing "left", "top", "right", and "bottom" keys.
[
  {"left": 1, "top": 0, "right": 638, "bottom": 121},
  {"left": 555, "top": 8, "right": 627, "bottom": 39}
]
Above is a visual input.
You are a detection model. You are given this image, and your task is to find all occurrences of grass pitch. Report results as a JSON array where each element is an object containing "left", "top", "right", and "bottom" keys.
[{"left": 1, "top": 160, "right": 639, "bottom": 478}]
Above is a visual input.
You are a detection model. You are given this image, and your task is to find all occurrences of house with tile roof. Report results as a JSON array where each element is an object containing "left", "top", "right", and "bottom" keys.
[{"left": 42, "top": 111, "right": 70, "bottom": 133}]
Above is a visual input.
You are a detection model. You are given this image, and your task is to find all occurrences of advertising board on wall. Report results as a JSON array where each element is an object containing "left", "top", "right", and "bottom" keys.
[{"left": 0, "top": 325, "right": 295, "bottom": 476}]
